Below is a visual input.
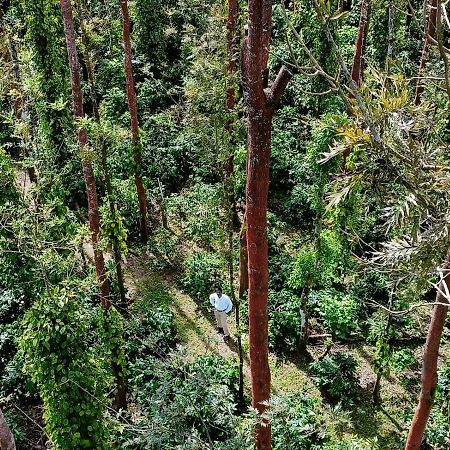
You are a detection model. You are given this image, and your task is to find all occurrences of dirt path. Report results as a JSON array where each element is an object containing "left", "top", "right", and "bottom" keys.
[
  {"left": 123, "top": 253, "right": 322, "bottom": 398},
  {"left": 124, "top": 254, "right": 251, "bottom": 380}
]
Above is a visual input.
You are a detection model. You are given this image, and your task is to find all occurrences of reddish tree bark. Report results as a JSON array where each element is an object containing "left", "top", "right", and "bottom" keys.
[
  {"left": 414, "top": 0, "right": 438, "bottom": 105},
  {"left": 243, "top": 1, "right": 291, "bottom": 448},
  {"left": 239, "top": 222, "right": 249, "bottom": 299},
  {"left": 0, "top": 408, "right": 15, "bottom": 450},
  {"left": 405, "top": 258, "right": 450, "bottom": 450},
  {"left": 78, "top": 6, "right": 127, "bottom": 308},
  {"left": 119, "top": 0, "right": 149, "bottom": 243},
  {"left": 60, "top": 0, "right": 126, "bottom": 410},
  {"left": 350, "top": 0, "right": 371, "bottom": 85},
  {"left": 60, "top": 0, "right": 110, "bottom": 309}
]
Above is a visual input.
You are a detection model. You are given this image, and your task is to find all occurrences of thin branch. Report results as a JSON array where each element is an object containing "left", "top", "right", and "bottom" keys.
[
  {"left": 367, "top": 299, "right": 450, "bottom": 316},
  {"left": 264, "top": 65, "right": 293, "bottom": 106}
]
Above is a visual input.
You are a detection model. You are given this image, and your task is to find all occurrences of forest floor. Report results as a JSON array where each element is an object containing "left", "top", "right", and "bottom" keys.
[{"left": 123, "top": 251, "right": 415, "bottom": 448}]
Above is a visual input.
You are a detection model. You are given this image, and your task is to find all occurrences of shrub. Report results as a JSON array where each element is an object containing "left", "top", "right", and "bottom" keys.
[
  {"left": 270, "top": 392, "right": 326, "bottom": 450},
  {"left": 268, "top": 289, "right": 302, "bottom": 352},
  {"left": 316, "top": 437, "right": 379, "bottom": 449},
  {"left": 120, "top": 352, "right": 241, "bottom": 449},
  {"left": 182, "top": 251, "right": 226, "bottom": 304},
  {"left": 425, "top": 360, "right": 450, "bottom": 447},
  {"left": 147, "top": 226, "right": 180, "bottom": 270},
  {"left": 125, "top": 279, "right": 177, "bottom": 358},
  {"left": 312, "top": 289, "right": 360, "bottom": 338},
  {"left": 19, "top": 287, "right": 111, "bottom": 449},
  {"left": 167, "top": 183, "right": 225, "bottom": 248},
  {"left": 310, "top": 353, "right": 358, "bottom": 404}
]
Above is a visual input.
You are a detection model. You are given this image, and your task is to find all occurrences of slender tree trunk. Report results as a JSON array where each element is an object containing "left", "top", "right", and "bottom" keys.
[
  {"left": 298, "top": 285, "right": 310, "bottom": 355},
  {"left": 60, "top": 0, "right": 126, "bottom": 410},
  {"left": 386, "top": 0, "right": 394, "bottom": 65},
  {"left": 0, "top": 408, "right": 15, "bottom": 450},
  {"left": 60, "top": 0, "right": 110, "bottom": 307},
  {"left": 119, "top": 0, "right": 149, "bottom": 243},
  {"left": 373, "top": 310, "right": 392, "bottom": 404},
  {"left": 224, "top": 0, "right": 244, "bottom": 408},
  {"left": 78, "top": 5, "right": 127, "bottom": 308},
  {"left": 243, "top": 1, "right": 291, "bottom": 448},
  {"left": 239, "top": 222, "right": 249, "bottom": 299},
  {"left": 405, "top": 258, "right": 450, "bottom": 450},
  {"left": 350, "top": 0, "right": 371, "bottom": 85},
  {"left": 414, "top": 0, "right": 438, "bottom": 105}
]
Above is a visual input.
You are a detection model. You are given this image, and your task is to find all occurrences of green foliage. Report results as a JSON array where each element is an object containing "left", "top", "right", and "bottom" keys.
[
  {"left": 99, "top": 202, "right": 128, "bottom": 255},
  {"left": 317, "top": 438, "right": 379, "bottom": 450},
  {"left": 111, "top": 178, "right": 141, "bottom": 237},
  {"left": 312, "top": 289, "right": 360, "bottom": 338},
  {"left": 182, "top": 251, "right": 226, "bottom": 304},
  {"left": 18, "top": 0, "right": 72, "bottom": 172},
  {"left": 426, "top": 360, "right": 450, "bottom": 447},
  {"left": 269, "top": 392, "right": 326, "bottom": 450},
  {"left": 268, "top": 289, "right": 302, "bottom": 352},
  {"left": 168, "top": 182, "right": 225, "bottom": 247},
  {"left": 390, "top": 349, "right": 416, "bottom": 374},
  {"left": 147, "top": 226, "right": 180, "bottom": 270},
  {"left": 0, "top": 148, "right": 19, "bottom": 204},
  {"left": 310, "top": 353, "right": 358, "bottom": 404},
  {"left": 19, "top": 287, "right": 110, "bottom": 449},
  {"left": 125, "top": 280, "right": 177, "bottom": 358},
  {"left": 118, "top": 352, "right": 241, "bottom": 449},
  {"left": 288, "top": 245, "right": 317, "bottom": 289}
]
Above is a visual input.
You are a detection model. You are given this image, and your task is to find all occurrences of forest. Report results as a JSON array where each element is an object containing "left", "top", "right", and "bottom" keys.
[{"left": 1, "top": 0, "right": 450, "bottom": 448}]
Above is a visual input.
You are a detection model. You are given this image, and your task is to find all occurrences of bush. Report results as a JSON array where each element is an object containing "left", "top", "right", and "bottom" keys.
[
  {"left": 270, "top": 392, "right": 326, "bottom": 450},
  {"left": 147, "top": 226, "right": 180, "bottom": 270},
  {"left": 311, "top": 289, "right": 360, "bottom": 338},
  {"left": 126, "top": 279, "right": 177, "bottom": 358},
  {"left": 182, "top": 251, "right": 226, "bottom": 304},
  {"left": 316, "top": 438, "right": 379, "bottom": 449},
  {"left": 310, "top": 353, "right": 359, "bottom": 404},
  {"left": 119, "top": 352, "right": 241, "bottom": 449},
  {"left": 167, "top": 183, "right": 225, "bottom": 248},
  {"left": 268, "top": 289, "right": 302, "bottom": 352},
  {"left": 425, "top": 360, "right": 450, "bottom": 447},
  {"left": 19, "top": 287, "right": 111, "bottom": 450}
]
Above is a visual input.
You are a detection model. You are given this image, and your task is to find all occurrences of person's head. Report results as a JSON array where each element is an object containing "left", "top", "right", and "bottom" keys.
[{"left": 215, "top": 287, "right": 222, "bottom": 298}]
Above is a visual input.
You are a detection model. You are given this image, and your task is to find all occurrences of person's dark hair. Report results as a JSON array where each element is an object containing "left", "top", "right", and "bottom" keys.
[{"left": 215, "top": 286, "right": 222, "bottom": 293}]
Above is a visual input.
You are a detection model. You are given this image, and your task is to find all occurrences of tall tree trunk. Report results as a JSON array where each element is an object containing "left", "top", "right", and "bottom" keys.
[
  {"left": 243, "top": 1, "right": 291, "bottom": 448},
  {"left": 0, "top": 408, "right": 15, "bottom": 450},
  {"left": 60, "top": 0, "right": 109, "bottom": 307},
  {"left": 78, "top": 3, "right": 127, "bottom": 308},
  {"left": 405, "top": 259, "right": 450, "bottom": 450},
  {"left": 350, "top": 0, "right": 371, "bottom": 85},
  {"left": 225, "top": 0, "right": 244, "bottom": 408},
  {"left": 119, "top": 0, "right": 149, "bottom": 243},
  {"left": 60, "top": 0, "right": 126, "bottom": 410},
  {"left": 414, "top": 0, "right": 438, "bottom": 105}
]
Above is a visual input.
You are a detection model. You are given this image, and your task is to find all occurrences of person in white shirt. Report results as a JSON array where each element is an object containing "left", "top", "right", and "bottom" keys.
[{"left": 209, "top": 287, "right": 233, "bottom": 341}]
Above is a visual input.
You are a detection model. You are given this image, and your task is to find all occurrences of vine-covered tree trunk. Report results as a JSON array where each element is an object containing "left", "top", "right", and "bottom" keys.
[
  {"left": 78, "top": 4, "right": 127, "bottom": 308},
  {"left": 119, "top": 0, "right": 149, "bottom": 243},
  {"left": 0, "top": 408, "right": 15, "bottom": 450},
  {"left": 60, "top": 0, "right": 126, "bottom": 410},
  {"left": 350, "top": 0, "right": 371, "bottom": 84},
  {"left": 243, "top": 0, "right": 291, "bottom": 447},
  {"left": 414, "top": 0, "right": 438, "bottom": 104},
  {"left": 405, "top": 258, "right": 450, "bottom": 450},
  {"left": 60, "top": 0, "right": 110, "bottom": 308}
]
